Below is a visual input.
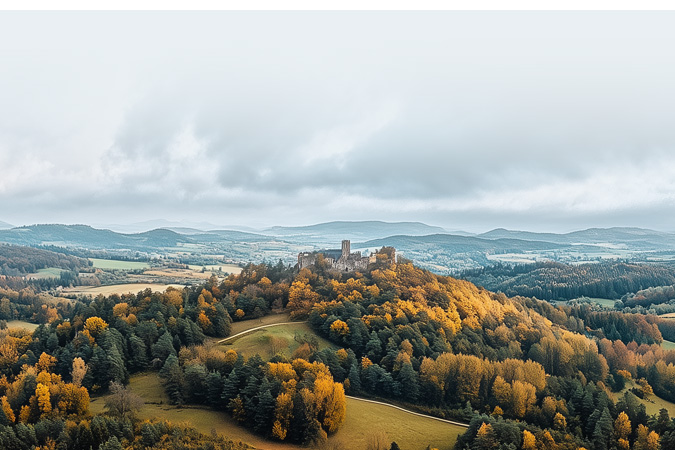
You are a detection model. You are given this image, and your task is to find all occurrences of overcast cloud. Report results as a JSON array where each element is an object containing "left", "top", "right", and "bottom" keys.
[{"left": 1, "top": 11, "right": 675, "bottom": 232}]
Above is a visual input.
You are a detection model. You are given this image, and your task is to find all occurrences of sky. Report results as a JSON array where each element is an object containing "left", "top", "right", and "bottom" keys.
[{"left": 1, "top": 11, "right": 675, "bottom": 233}]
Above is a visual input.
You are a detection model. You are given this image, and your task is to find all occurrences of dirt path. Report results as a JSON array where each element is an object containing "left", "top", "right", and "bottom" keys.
[
  {"left": 218, "top": 320, "right": 470, "bottom": 429},
  {"left": 216, "top": 321, "right": 306, "bottom": 343},
  {"left": 346, "top": 396, "right": 470, "bottom": 428}
]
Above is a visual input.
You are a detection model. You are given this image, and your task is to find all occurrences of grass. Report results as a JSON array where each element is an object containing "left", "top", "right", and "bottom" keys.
[
  {"left": 662, "top": 340, "right": 675, "bottom": 351},
  {"left": 218, "top": 322, "right": 335, "bottom": 359},
  {"left": 26, "top": 267, "right": 66, "bottom": 279},
  {"left": 609, "top": 380, "right": 675, "bottom": 416},
  {"left": 567, "top": 297, "right": 617, "bottom": 308},
  {"left": 188, "top": 264, "right": 243, "bottom": 275},
  {"left": 228, "top": 313, "right": 293, "bottom": 336},
  {"left": 62, "top": 283, "right": 185, "bottom": 296},
  {"left": 5, "top": 320, "right": 40, "bottom": 331},
  {"left": 90, "top": 258, "right": 150, "bottom": 270},
  {"left": 91, "top": 372, "right": 463, "bottom": 450}
]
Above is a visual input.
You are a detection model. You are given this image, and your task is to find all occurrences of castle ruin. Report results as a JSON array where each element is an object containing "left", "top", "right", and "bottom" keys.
[{"left": 297, "top": 240, "right": 372, "bottom": 272}]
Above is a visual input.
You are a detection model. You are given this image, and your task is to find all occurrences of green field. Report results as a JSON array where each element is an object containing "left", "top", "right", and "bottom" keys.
[
  {"left": 5, "top": 320, "right": 40, "bottom": 331},
  {"left": 26, "top": 267, "right": 66, "bottom": 279},
  {"left": 662, "top": 340, "right": 675, "bottom": 351},
  {"left": 567, "top": 297, "right": 617, "bottom": 308},
  {"left": 89, "top": 258, "right": 150, "bottom": 270},
  {"left": 91, "top": 372, "right": 463, "bottom": 450},
  {"left": 218, "top": 322, "right": 335, "bottom": 359}
]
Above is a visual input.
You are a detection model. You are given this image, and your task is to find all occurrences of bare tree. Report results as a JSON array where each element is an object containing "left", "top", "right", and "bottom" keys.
[{"left": 104, "top": 381, "right": 144, "bottom": 418}]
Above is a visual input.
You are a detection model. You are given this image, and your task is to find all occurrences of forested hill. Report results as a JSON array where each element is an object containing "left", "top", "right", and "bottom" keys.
[
  {"left": 0, "top": 243, "right": 90, "bottom": 276},
  {"left": 5, "top": 253, "right": 675, "bottom": 449},
  {"left": 0, "top": 224, "right": 193, "bottom": 250},
  {"left": 461, "top": 261, "right": 675, "bottom": 301}
]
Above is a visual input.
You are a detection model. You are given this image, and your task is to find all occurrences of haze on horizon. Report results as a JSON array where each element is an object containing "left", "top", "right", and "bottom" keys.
[{"left": 2, "top": 11, "right": 675, "bottom": 234}]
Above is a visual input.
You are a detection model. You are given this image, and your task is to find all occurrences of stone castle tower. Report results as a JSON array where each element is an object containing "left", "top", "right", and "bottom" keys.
[{"left": 341, "top": 240, "right": 350, "bottom": 259}]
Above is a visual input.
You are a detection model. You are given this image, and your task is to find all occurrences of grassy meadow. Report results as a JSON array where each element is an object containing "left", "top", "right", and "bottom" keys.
[
  {"left": 26, "top": 267, "right": 66, "bottom": 279},
  {"left": 5, "top": 320, "right": 40, "bottom": 331},
  {"left": 218, "top": 322, "right": 335, "bottom": 359},
  {"left": 89, "top": 258, "right": 150, "bottom": 270}
]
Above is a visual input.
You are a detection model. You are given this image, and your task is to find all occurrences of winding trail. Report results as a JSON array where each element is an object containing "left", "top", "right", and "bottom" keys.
[
  {"left": 216, "top": 321, "right": 306, "bottom": 344},
  {"left": 346, "top": 396, "right": 469, "bottom": 428},
  {"left": 217, "top": 320, "right": 470, "bottom": 428}
]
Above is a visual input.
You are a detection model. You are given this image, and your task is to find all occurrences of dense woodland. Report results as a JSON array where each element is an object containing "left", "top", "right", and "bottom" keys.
[
  {"left": 462, "top": 261, "right": 675, "bottom": 302},
  {"left": 0, "top": 245, "right": 90, "bottom": 277},
  {"left": 4, "top": 249, "right": 675, "bottom": 448}
]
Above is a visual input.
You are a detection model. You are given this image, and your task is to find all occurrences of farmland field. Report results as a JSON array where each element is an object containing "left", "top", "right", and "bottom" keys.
[
  {"left": 62, "top": 283, "right": 185, "bottom": 296},
  {"left": 89, "top": 258, "right": 150, "bottom": 270},
  {"left": 91, "top": 372, "right": 464, "bottom": 450},
  {"left": 662, "top": 340, "right": 675, "bottom": 351}
]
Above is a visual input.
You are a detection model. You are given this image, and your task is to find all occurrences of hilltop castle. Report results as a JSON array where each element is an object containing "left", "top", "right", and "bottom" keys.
[{"left": 297, "top": 240, "right": 378, "bottom": 272}]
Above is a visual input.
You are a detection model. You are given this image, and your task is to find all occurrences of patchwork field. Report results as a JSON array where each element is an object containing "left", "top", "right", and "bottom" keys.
[
  {"left": 90, "top": 258, "right": 150, "bottom": 270},
  {"left": 62, "top": 283, "right": 185, "bottom": 296},
  {"left": 91, "top": 372, "right": 463, "bottom": 450}
]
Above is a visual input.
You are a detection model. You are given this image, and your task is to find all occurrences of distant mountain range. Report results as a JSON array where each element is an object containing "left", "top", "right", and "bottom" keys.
[
  {"left": 2, "top": 221, "right": 675, "bottom": 273},
  {"left": 0, "top": 220, "right": 14, "bottom": 230},
  {"left": 263, "top": 221, "right": 448, "bottom": 244},
  {"left": 477, "top": 227, "right": 675, "bottom": 250}
]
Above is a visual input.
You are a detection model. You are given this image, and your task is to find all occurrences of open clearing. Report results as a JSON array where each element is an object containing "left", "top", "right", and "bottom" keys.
[
  {"left": 660, "top": 312, "right": 675, "bottom": 319},
  {"left": 609, "top": 380, "right": 675, "bottom": 416},
  {"left": 26, "top": 267, "right": 66, "bottom": 279},
  {"left": 662, "top": 340, "right": 675, "bottom": 351},
  {"left": 5, "top": 320, "right": 40, "bottom": 331},
  {"left": 218, "top": 322, "right": 335, "bottom": 359},
  {"left": 62, "top": 283, "right": 185, "bottom": 296},
  {"left": 566, "top": 297, "right": 617, "bottom": 308},
  {"left": 228, "top": 313, "right": 294, "bottom": 336},
  {"left": 90, "top": 258, "right": 150, "bottom": 270},
  {"left": 188, "top": 264, "right": 243, "bottom": 275},
  {"left": 91, "top": 372, "right": 463, "bottom": 450}
]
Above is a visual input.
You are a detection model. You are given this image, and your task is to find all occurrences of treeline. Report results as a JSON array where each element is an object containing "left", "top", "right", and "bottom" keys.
[
  {"left": 0, "top": 244, "right": 90, "bottom": 276},
  {"left": 461, "top": 261, "right": 675, "bottom": 301},
  {"left": 622, "top": 284, "right": 675, "bottom": 308}
]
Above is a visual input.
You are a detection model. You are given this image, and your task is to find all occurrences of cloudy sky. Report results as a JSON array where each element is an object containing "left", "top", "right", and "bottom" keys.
[{"left": 1, "top": 11, "right": 675, "bottom": 232}]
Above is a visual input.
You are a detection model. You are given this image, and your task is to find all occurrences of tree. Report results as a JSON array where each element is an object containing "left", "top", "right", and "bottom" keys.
[
  {"left": 151, "top": 331, "right": 176, "bottom": 364},
  {"left": 104, "top": 381, "right": 143, "bottom": 418},
  {"left": 84, "top": 316, "right": 108, "bottom": 337}
]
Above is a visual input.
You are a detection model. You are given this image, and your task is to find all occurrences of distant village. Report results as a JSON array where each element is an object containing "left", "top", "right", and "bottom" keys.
[{"left": 297, "top": 240, "right": 395, "bottom": 272}]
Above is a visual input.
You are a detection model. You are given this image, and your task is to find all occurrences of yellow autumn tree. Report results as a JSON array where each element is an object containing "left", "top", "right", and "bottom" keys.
[
  {"left": 36, "top": 383, "right": 52, "bottom": 418},
  {"left": 522, "top": 430, "right": 537, "bottom": 450},
  {"left": 83, "top": 316, "right": 108, "bottom": 337},
  {"left": 1, "top": 395, "right": 15, "bottom": 423}
]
